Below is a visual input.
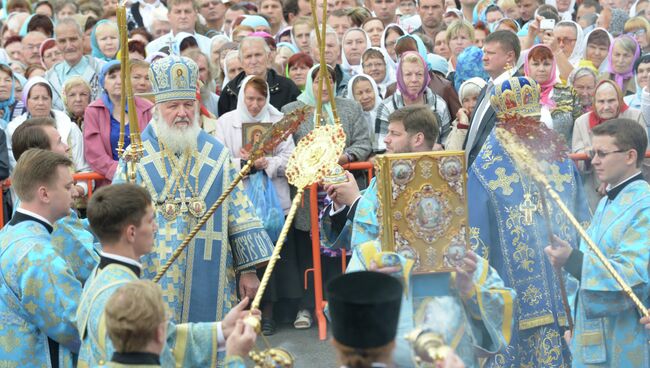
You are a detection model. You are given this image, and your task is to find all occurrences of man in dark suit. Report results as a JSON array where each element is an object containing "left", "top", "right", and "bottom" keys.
[{"left": 463, "top": 31, "right": 521, "bottom": 169}]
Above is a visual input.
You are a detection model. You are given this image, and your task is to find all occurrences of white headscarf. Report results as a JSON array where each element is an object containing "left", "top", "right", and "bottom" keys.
[
  {"left": 236, "top": 75, "right": 282, "bottom": 123},
  {"left": 545, "top": 0, "right": 576, "bottom": 21},
  {"left": 221, "top": 50, "right": 240, "bottom": 89},
  {"left": 582, "top": 27, "right": 615, "bottom": 73},
  {"left": 347, "top": 74, "right": 383, "bottom": 151},
  {"left": 341, "top": 28, "right": 372, "bottom": 76},
  {"left": 380, "top": 23, "right": 406, "bottom": 63},
  {"left": 557, "top": 20, "right": 586, "bottom": 66},
  {"left": 363, "top": 47, "right": 397, "bottom": 98}
]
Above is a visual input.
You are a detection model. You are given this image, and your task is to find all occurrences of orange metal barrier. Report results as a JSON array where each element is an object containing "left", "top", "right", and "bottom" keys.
[
  {"left": 0, "top": 172, "right": 106, "bottom": 227},
  {"left": 306, "top": 161, "right": 375, "bottom": 340}
]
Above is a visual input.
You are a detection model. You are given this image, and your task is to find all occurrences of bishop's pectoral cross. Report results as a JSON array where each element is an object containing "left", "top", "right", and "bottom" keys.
[{"left": 519, "top": 193, "right": 537, "bottom": 226}]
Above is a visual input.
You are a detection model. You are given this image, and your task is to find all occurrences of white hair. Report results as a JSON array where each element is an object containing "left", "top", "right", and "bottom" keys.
[
  {"left": 151, "top": 104, "right": 201, "bottom": 154},
  {"left": 238, "top": 37, "right": 271, "bottom": 61},
  {"left": 310, "top": 25, "right": 338, "bottom": 47}
]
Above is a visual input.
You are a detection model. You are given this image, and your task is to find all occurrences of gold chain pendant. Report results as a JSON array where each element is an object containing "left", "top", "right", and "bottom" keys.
[
  {"left": 188, "top": 197, "right": 206, "bottom": 218},
  {"left": 160, "top": 199, "right": 179, "bottom": 221}
]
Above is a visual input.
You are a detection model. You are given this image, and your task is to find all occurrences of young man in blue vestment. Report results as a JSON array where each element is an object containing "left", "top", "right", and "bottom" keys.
[
  {"left": 0, "top": 149, "right": 82, "bottom": 367},
  {"left": 114, "top": 55, "right": 274, "bottom": 325},
  {"left": 468, "top": 77, "right": 591, "bottom": 367},
  {"left": 77, "top": 183, "right": 258, "bottom": 367},
  {"left": 321, "top": 105, "right": 515, "bottom": 368},
  {"left": 546, "top": 118, "right": 650, "bottom": 367},
  {"left": 12, "top": 117, "right": 100, "bottom": 285}
]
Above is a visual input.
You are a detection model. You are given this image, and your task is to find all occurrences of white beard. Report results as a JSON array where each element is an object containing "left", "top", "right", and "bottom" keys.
[{"left": 152, "top": 105, "right": 201, "bottom": 154}]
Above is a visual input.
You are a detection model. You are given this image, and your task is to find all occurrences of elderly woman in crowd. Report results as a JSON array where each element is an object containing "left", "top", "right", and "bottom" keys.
[
  {"left": 39, "top": 38, "right": 62, "bottom": 70},
  {"left": 215, "top": 76, "right": 294, "bottom": 335},
  {"left": 361, "top": 47, "right": 396, "bottom": 98},
  {"left": 83, "top": 61, "right": 152, "bottom": 186},
  {"left": 625, "top": 16, "right": 650, "bottom": 54},
  {"left": 286, "top": 52, "right": 313, "bottom": 91},
  {"left": 524, "top": 44, "right": 581, "bottom": 144},
  {"left": 91, "top": 20, "right": 120, "bottom": 61},
  {"left": 347, "top": 74, "right": 382, "bottom": 152},
  {"left": 62, "top": 76, "right": 91, "bottom": 129},
  {"left": 376, "top": 51, "right": 452, "bottom": 145},
  {"left": 381, "top": 24, "right": 405, "bottom": 63},
  {"left": 282, "top": 64, "right": 371, "bottom": 331},
  {"left": 573, "top": 79, "right": 647, "bottom": 208},
  {"left": 222, "top": 50, "right": 244, "bottom": 91},
  {"left": 6, "top": 76, "right": 89, "bottom": 195},
  {"left": 605, "top": 35, "right": 641, "bottom": 96},
  {"left": 579, "top": 28, "right": 613, "bottom": 73},
  {"left": 568, "top": 66, "right": 598, "bottom": 114},
  {"left": 0, "top": 63, "right": 17, "bottom": 129},
  {"left": 445, "top": 77, "right": 487, "bottom": 150},
  {"left": 625, "top": 53, "right": 650, "bottom": 109},
  {"left": 341, "top": 28, "right": 371, "bottom": 76}
]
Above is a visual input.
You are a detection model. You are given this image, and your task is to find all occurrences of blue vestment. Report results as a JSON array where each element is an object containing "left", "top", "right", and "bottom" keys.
[
  {"left": 467, "top": 130, "right": 591, "bottom": 367},
  {"left": 77, "top": 262, "right": 232, "bottom": 367},
  {"left": 0, "top": 217, "right": 82, "bottom": 367},
  {"left": 115, "top": 125, "right": 274, "bottom": 323},
  {"left": 571, "top": 179, "right": 650, "bottom": 367}
]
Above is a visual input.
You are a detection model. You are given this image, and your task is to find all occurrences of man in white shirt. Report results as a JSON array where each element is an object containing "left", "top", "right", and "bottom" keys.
[{"left": 146, "top": 0, "right": 212, "bottom": 55}]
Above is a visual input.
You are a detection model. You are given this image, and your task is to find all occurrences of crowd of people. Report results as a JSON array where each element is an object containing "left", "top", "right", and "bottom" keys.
[{"left": 0, "top": 0, "right": 649, "bottom": 366}]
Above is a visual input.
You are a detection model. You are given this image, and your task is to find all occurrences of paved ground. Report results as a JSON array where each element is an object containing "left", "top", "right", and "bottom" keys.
[{"left": 262, "top": 322, "right": 336, "bottom": 367}]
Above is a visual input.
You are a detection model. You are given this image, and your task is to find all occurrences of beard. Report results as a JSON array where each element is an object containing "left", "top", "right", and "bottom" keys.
[{"left": 152, "top": 105, "right": 201, "bottom": 154}]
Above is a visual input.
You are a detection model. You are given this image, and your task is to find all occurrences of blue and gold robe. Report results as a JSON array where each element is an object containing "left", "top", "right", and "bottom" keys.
[
  {"left": 52, "top": 210, "right": 100, "bottom": 285},
  {"left": 0, "top": 215, "right": 81, "bottom": 367},
  {"left": 467, "top": 131, "right": 591, "bottom": 367},
  {"left": 115, "top": 125, "right": 274, "bottom": 323},
  {"left": 321, "top": 178, "right": 515, "bottom": 368},
  {"left": 77, "top": 261, "right": 234, "bottom": 367},
  {"left": 571, "top": 179, "right": 650, "bottom": 367}
]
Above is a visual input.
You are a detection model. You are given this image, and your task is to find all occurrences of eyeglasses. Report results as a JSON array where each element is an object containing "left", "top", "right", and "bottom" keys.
[
  {"left": 363, "top": 62, "right": 385, "bottom": 69},
  {"left": 587, "top": 149, "right": 626, "bottom": 159},
  {"left": 633, "top": 29, "right": 647, "bottom": 37},
  {"left": 555, "top": 37, "right": 577, "bottom": 44}
]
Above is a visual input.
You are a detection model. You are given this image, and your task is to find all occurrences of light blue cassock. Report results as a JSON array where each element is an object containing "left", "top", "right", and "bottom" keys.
[
  {"left": 571, "top": 179, "right": 650, "bottom": 367},
  {"left": 52, "top": 210, "right": 101, "bottom": 285},
  {"left": 114, "top": 125, "right": 274, "bottom": 323},
  {"left": 0, "top": 218, "right": 81, "bottom": 367},
  {"left": 467, "top": 131, "right": 591, "bottom": 367},
  {"left": 321, "top": 177, "right": 516, "bottom": 368},
  {"left": 76, "top": 262, "right": 242, "bottom": 368}
]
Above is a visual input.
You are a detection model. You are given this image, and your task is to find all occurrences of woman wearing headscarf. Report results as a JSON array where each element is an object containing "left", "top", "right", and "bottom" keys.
[
  {"left": 90, "top": 20, "right": 120, "bottom": 61},
  {"left": 214, "top": 76, "right": 294, "bottom": 335},
  {"left": 605, "top": 34, "right": 641, "bottom": 96},
  {"left": 568, "top": 66, "right": 598, "bottom": 114},
  {"left": 341, "top": 28, "right": 372, "bottom": 76},
  {"left": 6, "top": 76, "right": 90, "bottom": 194},
  {"left": 83, "top": 61, "right": 153, "bottom": 186},
  {"left": 0, "top": 62, "right": 16, "bottom": 129},
  {"left": 540, "top": 20, "right": 585, "bottom": 80},
  {"left": 524, "top": 44, "right": 582, "bottom": 144},
  {"left": 572, "top": 79, "right": 647, "bottom": 208},
  {"left": 275, "top": 42, "right": 299, "bottom": 69},
  {"left": 39, "top": 38, "right": 62, "bottom": 70},
  {"left": 453, "top": 46, "right": 489, "bottom": 92},
  {"left": 625, "top": 53, "right": 650, "bottom": 109},
  {"left": 375, "top": 51, "right": 452, "bottom": 146},
  {"left": 578, "top": 28, "right": 614, "bottom": 74},
  {"left": 361, "top": 47, "right": 396, "bottom": 98},
  {"left": 282, "top": 64, "right": 371, "bottom": 331},
  {"left": 380, "top": 23, "right": 405, "bottom": 63},
  {"left": 347, "top": 74, "right": 383, "bottom": 152},
  {"left": 445, "top": 77, "right": 487, "bottom": 150}
]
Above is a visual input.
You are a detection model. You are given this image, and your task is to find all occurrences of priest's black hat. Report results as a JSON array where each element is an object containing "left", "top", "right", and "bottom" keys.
[{"left": 326, "top": 271, "right": 403, "bottom": 349}]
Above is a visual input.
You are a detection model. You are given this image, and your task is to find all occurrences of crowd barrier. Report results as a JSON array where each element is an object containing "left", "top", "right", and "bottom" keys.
[{"left": 1, "top": 152, "right": 649, "bottom": 341}]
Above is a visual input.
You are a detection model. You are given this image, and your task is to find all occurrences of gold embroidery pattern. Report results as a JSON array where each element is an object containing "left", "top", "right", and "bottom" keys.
[
  {"left": 469, "top": 227, "right": 489, "bottom": 259},
  {"left": 547, "top": 164, "right": 572, "bottom": 192},
  {"left": 522, "top": 284, "right": 543, "bottom": 306},
  {"left": 480, "top": 141, "right": 503, "bottom": 170},
  {"left": 505, "top": 206, "right": 535, "bottom": 272},
  {"left": 488, "top": 167, "right": 520, "bottom": 196}
]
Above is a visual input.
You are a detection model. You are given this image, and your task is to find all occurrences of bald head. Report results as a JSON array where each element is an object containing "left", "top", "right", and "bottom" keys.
[{"left": 22, "top": 31, "right": 47, "bottom": 65}]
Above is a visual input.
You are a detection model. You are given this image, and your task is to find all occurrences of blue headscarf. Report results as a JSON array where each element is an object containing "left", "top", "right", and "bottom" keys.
[
  {"left": 91, "top": 20, "right": 119, "bottom": 61},
  {"left": 99, "top": 60, "right": 123, "bottom": 116},
  {"left": 0, "top": 63, "right": 15, "bottom": 124},
  {"left": 277, "top": 42, "right": 299, "bottom": 53},
  {"left": 454, "top": 46, "right": 489, "bottom": 91},
  {"left": 396, "top": 34, "right": 433, "bottom": 71}
]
